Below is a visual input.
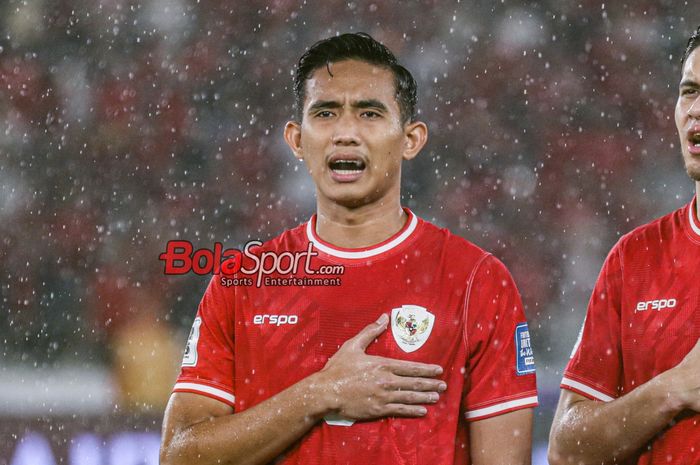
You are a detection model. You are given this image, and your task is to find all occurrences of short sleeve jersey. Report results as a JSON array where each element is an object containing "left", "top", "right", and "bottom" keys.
[
  {"left": 175, "top": 210, "right": 538, "bottom": 465},
  {"left": 563, "top": 197, "right": 700, "bottom": 465}
]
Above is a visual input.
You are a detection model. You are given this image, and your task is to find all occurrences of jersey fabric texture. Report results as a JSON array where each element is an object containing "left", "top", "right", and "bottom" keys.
[
  {"left": 562, "top": 197, "right": 700, "bottom": 465},
  {"left": 174, "top": 210, "right": 538, "bottom": 465}
]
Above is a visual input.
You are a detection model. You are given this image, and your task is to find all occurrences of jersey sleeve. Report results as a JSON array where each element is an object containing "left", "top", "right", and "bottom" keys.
[
  {"left": 173, "top": 276, "right": 236, "bottom": 407},
  {"left": 463, "top": 254, "right": 538, "bottom": 421},
  {"left": 561, "top": 242, "right": 623, "bottom": 402}
]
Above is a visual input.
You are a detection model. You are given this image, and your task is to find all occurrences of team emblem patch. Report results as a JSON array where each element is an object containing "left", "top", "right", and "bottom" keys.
[
  {"left": 391, "top": 305, "right": 435, "bottom": 353},
  {"left": 515, "top": 322, "right": 535, "bottom": 375}
]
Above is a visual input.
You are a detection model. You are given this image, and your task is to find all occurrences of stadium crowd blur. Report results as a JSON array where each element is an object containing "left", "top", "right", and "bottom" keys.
[{"left": 1, "top": 0, "right": 698, "bottom": 417}]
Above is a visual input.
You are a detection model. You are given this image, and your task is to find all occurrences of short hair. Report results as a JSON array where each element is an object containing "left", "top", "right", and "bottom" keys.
[
  {"left": 681, "top": 25, "right": 700, "bottom": 65},
  {"left": 293, "top": 32, "right": 417, "bottom": 124}
]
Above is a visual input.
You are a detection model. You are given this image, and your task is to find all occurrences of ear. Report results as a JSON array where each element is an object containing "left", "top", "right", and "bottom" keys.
[
  {"left": 284, "top": 121, "right": 303, "bottom": 160},
  {"left": 401, "top": 121, "right": 428, "bottom": 161}
]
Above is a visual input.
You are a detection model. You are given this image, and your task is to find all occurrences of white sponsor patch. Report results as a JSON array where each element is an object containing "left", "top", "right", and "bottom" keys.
[
  {"left": 323, "top": 413, "right": 355, "bottom": 427},
  {"left": 182, "top": 317, "right": 202, "bottom": 367},
  {"left": 635, "top": 298, "right": 677, "bottom": 312},
  {"left": 252, "top": 314, "right": 299, "bottom": 326},
  {"left": 391, "top": 305, "right": 435, "bottom": 353}
]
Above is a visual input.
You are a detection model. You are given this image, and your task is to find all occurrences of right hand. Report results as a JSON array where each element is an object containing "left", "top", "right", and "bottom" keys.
[{"left": 314, "top": 313, "right": 446, "bottom": 420}]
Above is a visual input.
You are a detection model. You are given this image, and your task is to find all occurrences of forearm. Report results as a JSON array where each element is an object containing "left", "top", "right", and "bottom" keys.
[
  {"left": 161, "top": 373, "right": 330, "bottom": 465},
  {"left": 549, "top": 372, "right": 682, "bottom": 465}
]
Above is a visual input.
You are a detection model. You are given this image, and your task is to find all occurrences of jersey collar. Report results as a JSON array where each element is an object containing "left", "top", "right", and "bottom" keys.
[
  {"left": 306, "top": 209, "right": 418, "bottom": 260},
  {"left": 689, "top": 196, "right": 700, "bottom": 238}
]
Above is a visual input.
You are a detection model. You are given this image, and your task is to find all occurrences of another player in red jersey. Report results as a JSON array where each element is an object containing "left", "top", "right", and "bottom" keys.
[
  {"left": 160, "top": 33, "right": 537, "bottom": 465},
  {"left": 548, "top": 26, "right": 700, "bottom": 465}
]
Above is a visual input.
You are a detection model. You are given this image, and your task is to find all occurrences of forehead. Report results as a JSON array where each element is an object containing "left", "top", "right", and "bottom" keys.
[
  {"left": 304, "top": 60, "right": 398, "bottom": 107},
  {"left": 681, "top": 47, "right": 700, "bottom": 81}
]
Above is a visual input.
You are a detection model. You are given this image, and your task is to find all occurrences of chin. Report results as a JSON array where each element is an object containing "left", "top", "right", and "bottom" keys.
[
  {"left": 684, "top": 159, "right": 700, "bottom": 182},
  {"left": 686, "top": 168, "right": 700, "bottom": 182},
  {"left": 328, "top": 193, "right": 374, "bottom": 209},
  {"left": 319, "top": 183, "right": 374, "bottom": 208}
]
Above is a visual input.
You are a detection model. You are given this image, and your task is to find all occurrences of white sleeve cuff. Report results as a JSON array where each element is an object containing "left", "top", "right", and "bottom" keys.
[
  {"left": 465, "top": 395, "right": 538, "bottom": 420},
  {"left": 561, "top": 377, "right": 615, "bottom": 402},
  {"left": 173, "top": 382, "right": 236, "bottom": 404}
]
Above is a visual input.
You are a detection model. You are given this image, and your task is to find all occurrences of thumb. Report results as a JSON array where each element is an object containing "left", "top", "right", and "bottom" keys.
[{"left": 352, "top": 314, "right": 390, "bottom": 351}]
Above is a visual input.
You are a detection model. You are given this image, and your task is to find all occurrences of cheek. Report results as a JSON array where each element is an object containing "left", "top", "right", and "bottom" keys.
[{"left": 675, "top": 101, "right": 685, "bottom": 130}]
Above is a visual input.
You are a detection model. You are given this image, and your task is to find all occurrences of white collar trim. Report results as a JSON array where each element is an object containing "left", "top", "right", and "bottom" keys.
[
  {"left": 306, "top": 211, "right": 418, "bottom": 259},
  {"left": 690, "top": 198, "right": 700, "bottom": 237}
]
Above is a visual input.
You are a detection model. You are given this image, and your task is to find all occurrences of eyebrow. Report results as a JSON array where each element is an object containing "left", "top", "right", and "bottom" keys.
[
  {"left": 679, "top": 79, "right": 700, "bottom": 89},
  {"left": 306, "top": 99, "right": 389, "bottom": 114}
]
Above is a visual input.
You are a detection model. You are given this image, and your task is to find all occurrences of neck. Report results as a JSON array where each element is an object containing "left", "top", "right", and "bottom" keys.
[{"left": 315, "top": 197, "right": 408, "bottom": 249}]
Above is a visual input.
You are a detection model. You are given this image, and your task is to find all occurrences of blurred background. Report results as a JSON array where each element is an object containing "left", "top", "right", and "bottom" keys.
[{"left": 1, "top": 0, "right": 698, "bottom": 463}]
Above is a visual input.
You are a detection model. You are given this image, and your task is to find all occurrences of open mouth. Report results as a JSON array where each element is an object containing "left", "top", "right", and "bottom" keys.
[
  {"left": 690, "top": 131, "right": 700, "bottom": 148},
  {"left": 328, "top": 158, "right": 366, "bottom": 174}
]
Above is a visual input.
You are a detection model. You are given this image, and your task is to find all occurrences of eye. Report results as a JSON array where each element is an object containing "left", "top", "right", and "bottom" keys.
[
  {"left": 681, "top": 88, "right": 699, "bottom": 97},
  {"left": 361, "top": 110, "right": 381, "bottom": 119},
  {"left": 314, "top": 110, "right": 335, "bottom": 118}
]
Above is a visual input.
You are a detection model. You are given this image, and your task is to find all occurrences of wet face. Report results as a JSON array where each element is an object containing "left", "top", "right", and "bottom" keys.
[
  {"left": 284, "top": 59, "right": 426, "bottom": 209},
  {"left": 675, "top": 47, "right": 700, "bottom": 182}
]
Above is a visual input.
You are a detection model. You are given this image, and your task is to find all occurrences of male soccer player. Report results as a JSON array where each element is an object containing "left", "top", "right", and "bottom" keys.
[
  {"left": 548, "top": 26, "right": 700, "bottom": 465},
  {"left": 160, "top": 33, "right": 537, "bottom": 465}
]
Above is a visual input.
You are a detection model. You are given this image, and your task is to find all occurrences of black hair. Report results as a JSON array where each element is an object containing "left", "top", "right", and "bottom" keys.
[
  {"left": 682, "top": 25, "right": 700, "bottom": 65},
  {"left": 293, "top": 32, "right": 417, "bottom": 124}
]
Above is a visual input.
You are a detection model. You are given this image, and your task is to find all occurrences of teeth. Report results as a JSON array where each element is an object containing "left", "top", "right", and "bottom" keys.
[
  {"left": 329, "top": 159, "right": 365, "bottom": 171},
  {"left": 333, "top": 169, "right": 362, "bottom": 174}
]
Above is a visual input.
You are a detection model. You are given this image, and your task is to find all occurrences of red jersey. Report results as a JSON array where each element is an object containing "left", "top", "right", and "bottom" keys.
[
  {"left": 174, "top": 210, "right": 538, "bottom": 465},
  {"left": 562, "top": 197, "right": 700, "bottom": 465}
]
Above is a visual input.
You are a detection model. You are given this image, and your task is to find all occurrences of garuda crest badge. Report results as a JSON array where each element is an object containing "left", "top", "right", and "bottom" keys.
[{"left": 391, "top": 305, "right": 435, "bottom": 353}]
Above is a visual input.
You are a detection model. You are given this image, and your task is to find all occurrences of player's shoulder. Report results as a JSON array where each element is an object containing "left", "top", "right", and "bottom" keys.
[
  {"left": 418, "top": 217, "right": 491, "bottom": 260},
  {"left": 616, "top": 201, "right": 691, "bottom": 253}
]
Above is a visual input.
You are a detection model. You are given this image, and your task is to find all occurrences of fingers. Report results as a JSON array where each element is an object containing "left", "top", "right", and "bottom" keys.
[
  {"left": 382, "top": 404, "right": 428, "bottom": 417},
  {"left": 379, "top": 376, "right": 445, "bottom": 406},
  {"left": 384, "top": 376, "right": 447, "bottom": 393},
  {"left": 351, "top": 314, "right": 390, "bottom": 351},
  {"left": 386, "top": 389, "right": 441, "bottom": 405},
  {"left": 384, "top": 359, "right": 443, "bottom": 377}
]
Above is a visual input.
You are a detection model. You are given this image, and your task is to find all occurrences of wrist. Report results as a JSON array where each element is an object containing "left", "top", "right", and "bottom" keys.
[
  {"left": 653, "top": 368, "right": 687, "bottom": 414},
  {"left": 300, "top": 370, "right": 338, "bottom": 420}
]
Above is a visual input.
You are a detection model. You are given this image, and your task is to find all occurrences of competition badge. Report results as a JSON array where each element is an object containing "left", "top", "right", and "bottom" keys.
[
  {"left": 391, "top": 305, "right": 435, "bottom": 353},
  {"left": 182, "top": 317, "right": 202, "bottom": 367},
  {"left": 515, "top": 322, "right": 536, "bottom": 375}
]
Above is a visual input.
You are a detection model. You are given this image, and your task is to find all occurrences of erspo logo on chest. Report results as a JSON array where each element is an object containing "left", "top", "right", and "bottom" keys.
[
  {"left": 635, "top": 298, "right": 677, "bottom": 312},
  {"left": 515, "top": 322, "right": 535, "bottom": 375},
  {"left": 391, "top": 305, "right": 435, "bottom": 353},
  {"left": 253, "top": 314, "right": 299, "bottom": 326}
]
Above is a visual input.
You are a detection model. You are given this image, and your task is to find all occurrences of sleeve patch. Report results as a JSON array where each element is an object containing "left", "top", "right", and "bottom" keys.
[
  {"left": 182, "top": 317, "right": 202, "bottom": 367},
  {"left": 515, "top": 322, "right": 535, "bottom": 375},
  {"left": 570, "top": 316, "right": 586, "bottom": 359}
]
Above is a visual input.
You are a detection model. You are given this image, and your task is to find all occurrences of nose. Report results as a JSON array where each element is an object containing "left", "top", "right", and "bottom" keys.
[
  {"left": 332, "top": 113, "right": 360, "bottom": 146},
  {"left": 689, "top": 95, "right": 700, "bottom": 119}
]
